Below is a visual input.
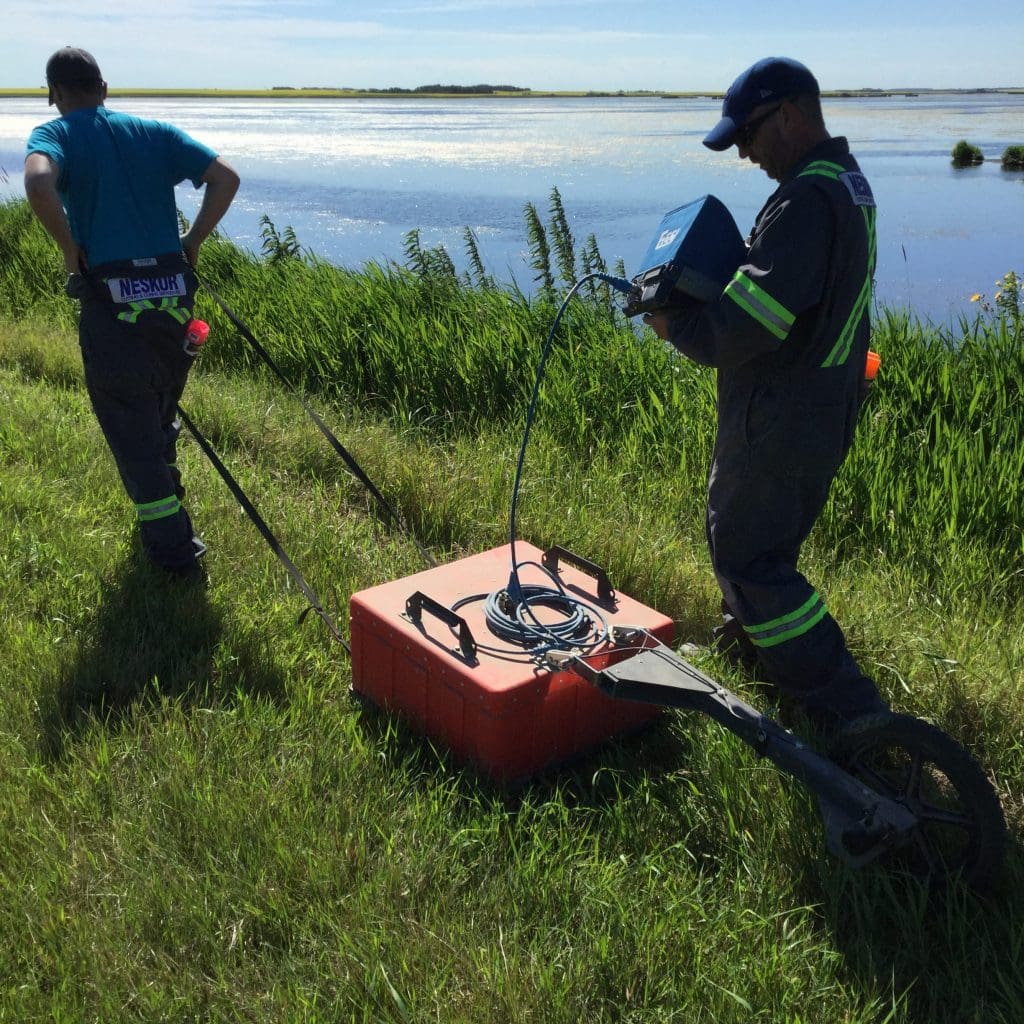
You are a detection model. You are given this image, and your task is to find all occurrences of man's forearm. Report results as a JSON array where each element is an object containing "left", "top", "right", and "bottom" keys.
[
  {"left": 25, "top": 182, "right": 72, "bottom": 247},
  {"left": 187, "top": 180, "right": 236, "bottom": 245},
  {"left": 24, "top": 161, "right": 82, "bottom": 271},
  {"left": 181, "top": 158, "right": 240, "bottom": 263}
]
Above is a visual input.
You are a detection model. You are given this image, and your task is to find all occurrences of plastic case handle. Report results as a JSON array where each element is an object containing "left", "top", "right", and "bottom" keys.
[
  {"left": 541, "top": 545, "right": 616, "bottom": 604},
  {"left": 405, "top": 590, "right": 478, "bottom": 660}
]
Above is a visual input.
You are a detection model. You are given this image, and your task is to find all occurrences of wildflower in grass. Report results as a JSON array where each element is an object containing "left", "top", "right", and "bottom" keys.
[{"left": 969, "top": 270, "right": 1022, "bottom": 330}]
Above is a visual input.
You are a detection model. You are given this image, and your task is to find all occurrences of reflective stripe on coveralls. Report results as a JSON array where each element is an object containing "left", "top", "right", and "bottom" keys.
[
  {"left": 722, "top": 270, "right": 797, "bottom": 340},
  {"left": 722, "top": 162, "right": 877, "bottom": 362},
  {"left": 136, "top": 494, "right": 182, "bottom": 522},
  {"left": 799, "top": 161, "right": 878, "bottom": 368},
  {"left": 744, "top": 591, "right": 830, "bottom": 648},
  {"left": 117, "top": 296, "right": 191, "bottom": 325}
]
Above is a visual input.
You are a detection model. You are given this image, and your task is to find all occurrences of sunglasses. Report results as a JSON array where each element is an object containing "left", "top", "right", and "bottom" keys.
[{"left": 736, "top": 102, "right": 784, "bottom": 147}]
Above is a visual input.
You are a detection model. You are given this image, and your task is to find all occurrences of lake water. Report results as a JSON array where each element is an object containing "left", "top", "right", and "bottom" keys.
[{"left": 2, "top": 94, "right": 1022, "bottom": 322}]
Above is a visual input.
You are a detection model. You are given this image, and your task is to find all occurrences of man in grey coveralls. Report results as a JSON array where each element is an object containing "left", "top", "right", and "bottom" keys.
[{"left": 647, "top": 57, "right": 888, "bottom": 728}]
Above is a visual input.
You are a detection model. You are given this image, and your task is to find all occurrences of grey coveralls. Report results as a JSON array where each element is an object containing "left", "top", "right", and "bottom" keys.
[
  {"left": 666, "top": 137, "right": 883, "bottom": 720},
  {"left": 74, "top": 257, "right": 200, "bottom": 571}
]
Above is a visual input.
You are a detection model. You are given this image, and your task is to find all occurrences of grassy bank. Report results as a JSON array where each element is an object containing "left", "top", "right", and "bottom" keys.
[{"left": 1, "top": 200, "right": 1022, "bottom": 1021}]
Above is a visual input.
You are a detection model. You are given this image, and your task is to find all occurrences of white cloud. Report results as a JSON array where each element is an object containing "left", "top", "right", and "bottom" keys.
[
  {"left": 374, "top": 0, "right": 614, "bottom": 12},
  {"left": 1, "top": 0, "right": 1020, "bottom": 90}
]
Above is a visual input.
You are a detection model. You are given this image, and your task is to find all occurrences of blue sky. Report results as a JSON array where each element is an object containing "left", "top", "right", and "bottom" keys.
[{"left": 3, "top": 0, "right": 1021, "bottom": 91}]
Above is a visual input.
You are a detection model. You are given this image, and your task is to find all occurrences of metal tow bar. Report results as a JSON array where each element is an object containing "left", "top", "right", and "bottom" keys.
[{"left": 559, "top": 633, "right": 919, "bottom": 869}]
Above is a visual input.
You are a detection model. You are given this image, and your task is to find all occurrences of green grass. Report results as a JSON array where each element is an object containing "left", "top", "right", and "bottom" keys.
[{"left": 2, "top": 201, "right": 1023, "bottom": 1021}]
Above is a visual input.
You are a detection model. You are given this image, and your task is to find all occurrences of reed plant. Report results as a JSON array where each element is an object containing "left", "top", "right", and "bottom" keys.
[
  {"left": 950, "top": 140, "right": 984, "bottom": 166},
  {"left": 1001, "top": 145, "right": 1024, "bottom": 169},
  {"left": 829, "top": 304, "right": 1024, "bottom": 587}
]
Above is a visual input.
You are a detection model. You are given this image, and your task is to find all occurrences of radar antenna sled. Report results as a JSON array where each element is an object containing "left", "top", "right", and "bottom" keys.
[{"left": 551, "top": 623, "right": 1006, "bottom": 890}]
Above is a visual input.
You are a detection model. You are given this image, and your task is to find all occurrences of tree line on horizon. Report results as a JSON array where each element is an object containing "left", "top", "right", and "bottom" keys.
[{"left": 271, "top": 83, "right": 529, "bottom": 94}]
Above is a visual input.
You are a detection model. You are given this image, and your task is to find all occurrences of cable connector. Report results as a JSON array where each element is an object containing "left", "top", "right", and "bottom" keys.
[
  {"left": 594, "top": 273, "right": 633, "bottom": 294},
  {"left": 612, "top": 625, "right": 645, "bottom": 646},
  {"left": 504, "top": 571, "right": 524, "bottom": 606},
  {"left": 543, "top": 650, "right": 578, "bottom": 670}
]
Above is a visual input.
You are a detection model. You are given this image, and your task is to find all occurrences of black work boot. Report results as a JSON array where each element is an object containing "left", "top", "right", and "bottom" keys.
[
  {"left": 158, "top": 536, "right": 208, "bottom": 586},
  {"left": 711, "top": 619, "right": 760, "bottom": 671},
  {"left": 801, "top": 676, "right": 890, "bottom": 736}
]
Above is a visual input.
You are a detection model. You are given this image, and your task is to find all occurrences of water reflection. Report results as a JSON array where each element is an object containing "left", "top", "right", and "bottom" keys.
[{"left": 2, "top": 93, "right": 1021, "bottom": 322}]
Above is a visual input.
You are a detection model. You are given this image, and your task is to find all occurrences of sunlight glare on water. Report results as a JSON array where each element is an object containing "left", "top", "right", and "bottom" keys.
[{"left": 2, "top": 93, "right": 1021, "bottom": 322}]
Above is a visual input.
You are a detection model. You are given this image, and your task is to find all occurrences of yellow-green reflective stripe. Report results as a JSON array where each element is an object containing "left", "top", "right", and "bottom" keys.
[
  {"left": 116, "top": 297, "right": 190, "bottom": 326},
  {"left": 799, "top": 160, "right": 845, "bottom": 181},
  {"left": 746, "top": 591, "right": 821, "bottom": 634},
  {"left": 823, "top": 276, "right": 871, "bottom": 367},
  {"left": 868, "top": 207, "right": 877, "bottom": 267},
  {"left": 159, "top": 297, "right": 191, "bottom": 325},
  {"left": 745, "top": 591, "right": 827, "bottom": 648},
  {"left": 136, "top": 495, "right": 181, "bottom": 522},
  {"left": 838, "top": 282, "right": 872, "bottom": 365},
  {"left": 724, "top": 271, "right": 795, "bottom": 341},
  {"left": 117, "top": 299, "right": 156, "bottom": 324},
  {"left": 751, "top": 602, "right": 830, "bottom": 648},
  {"left": 822, "top": 206, "right": 878, "bottom": 367}
]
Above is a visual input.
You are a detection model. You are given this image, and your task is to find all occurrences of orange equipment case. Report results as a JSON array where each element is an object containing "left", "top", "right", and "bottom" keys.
[{"left": 349, "top": 542, "right": 674, "bottom": 784}]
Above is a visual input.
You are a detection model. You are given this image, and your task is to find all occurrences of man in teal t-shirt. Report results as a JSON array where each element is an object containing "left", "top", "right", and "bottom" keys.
[{"left": 24, "top": 47, "right": 239, "bottom": 578}]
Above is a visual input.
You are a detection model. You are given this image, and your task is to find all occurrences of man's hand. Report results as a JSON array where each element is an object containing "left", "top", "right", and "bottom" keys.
[
  {"left": 180, "top": 236, "right": 201, "bottom": 269},
  {"left": 643, "top": 311, "right": 671, "bottom": 340},
  {"left": 62, "top": 243, "right": 88, "bottom": 275}
]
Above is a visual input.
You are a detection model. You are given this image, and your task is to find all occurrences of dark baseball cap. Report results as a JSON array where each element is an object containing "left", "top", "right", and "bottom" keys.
[
  {"left": 703, "top": 57, "right": 819, "bottom": 151},
  {"left": 45, "top": 47, "right": 104, "bottom": 103}
]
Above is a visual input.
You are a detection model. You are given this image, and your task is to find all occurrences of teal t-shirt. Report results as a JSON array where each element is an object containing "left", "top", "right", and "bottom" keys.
[{"left": 26, "top": 106, "right": 217, "bottom": 266}]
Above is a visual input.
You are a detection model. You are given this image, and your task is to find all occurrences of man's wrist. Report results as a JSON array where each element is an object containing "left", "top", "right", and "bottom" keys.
[{"left": 61, "top": 246, "right": 82, "bottom": 273}]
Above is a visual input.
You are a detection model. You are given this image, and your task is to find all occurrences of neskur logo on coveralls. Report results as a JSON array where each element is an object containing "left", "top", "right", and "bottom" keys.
[{"left": 107, "top": 274, "right": 187, "bottom": 303}]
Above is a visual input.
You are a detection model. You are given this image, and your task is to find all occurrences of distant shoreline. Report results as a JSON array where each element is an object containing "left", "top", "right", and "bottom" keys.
[{"left": 1, "top": 87, "right": 1022, "bottom": 100}]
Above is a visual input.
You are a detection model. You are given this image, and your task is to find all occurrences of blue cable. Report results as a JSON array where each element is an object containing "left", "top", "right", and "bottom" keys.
[{"left": 469, "top": 272, "right": 633, "bottom": 657}]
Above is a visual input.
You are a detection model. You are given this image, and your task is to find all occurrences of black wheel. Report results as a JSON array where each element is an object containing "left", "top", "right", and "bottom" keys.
[{"left": 831, "top": 713, "right": 1007, "bottom": 892}]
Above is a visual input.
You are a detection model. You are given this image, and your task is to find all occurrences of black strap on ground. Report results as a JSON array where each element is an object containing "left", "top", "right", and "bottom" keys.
[
  {"left": 195, "top": 272, "right": 437, "bottom": 569},
  {"left": 177, "top": 404, "right": 351, "bottom": 654}
]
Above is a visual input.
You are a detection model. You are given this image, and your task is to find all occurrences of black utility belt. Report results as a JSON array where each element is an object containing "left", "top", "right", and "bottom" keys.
[{"left": 89, "top": 255, "right": 192, "bottom": 305}]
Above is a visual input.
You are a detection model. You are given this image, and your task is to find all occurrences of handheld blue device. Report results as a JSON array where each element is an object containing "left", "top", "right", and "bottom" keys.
[{"left": 623, "top": 195, "right": 747, "bottom": 316}]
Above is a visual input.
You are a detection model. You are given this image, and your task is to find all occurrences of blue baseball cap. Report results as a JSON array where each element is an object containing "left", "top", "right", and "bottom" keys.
[{"left": 703, "top": 57, "right": 819, "bottom": 151}]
